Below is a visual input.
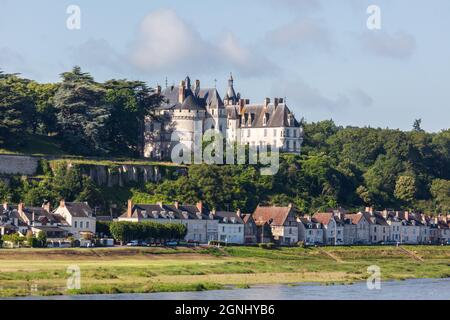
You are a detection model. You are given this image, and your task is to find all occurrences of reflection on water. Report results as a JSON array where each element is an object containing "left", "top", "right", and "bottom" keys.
[{"left": 6, "top": 278, "right": 450, "bottom": 300}]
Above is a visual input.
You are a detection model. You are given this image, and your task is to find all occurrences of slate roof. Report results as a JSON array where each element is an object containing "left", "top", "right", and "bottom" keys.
[
  {"left": 159, "top": 85, "right": 223, "bottom": 111},
  {"left": 214, "top": 211, "right": 244, "bottom": 224},
  {"left": 230, "top": 103, "right": 300, "bottom": 128},
  {"left": 120, "top": 203, "right": 209, "bottom": 220},
  {"left": 64, "top": 202, "right": 93, "bottom": 218}
]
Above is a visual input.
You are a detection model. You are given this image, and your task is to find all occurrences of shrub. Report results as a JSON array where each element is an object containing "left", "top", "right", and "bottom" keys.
[{"left": 258, "top": 242, "right": 275, "bottom": 249}]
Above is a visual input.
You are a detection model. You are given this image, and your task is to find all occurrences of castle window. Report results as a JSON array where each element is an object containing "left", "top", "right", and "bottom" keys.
[{"left": 264, "top": 129, "right": 267, "bottom": 137}]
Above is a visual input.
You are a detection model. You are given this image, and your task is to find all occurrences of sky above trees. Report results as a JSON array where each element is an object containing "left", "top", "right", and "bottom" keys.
[{"left": 0, "top": 0, "right": 449, "bottom": 132}]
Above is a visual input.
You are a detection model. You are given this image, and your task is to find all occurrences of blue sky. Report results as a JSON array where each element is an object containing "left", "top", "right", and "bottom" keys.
[{"left": 1, "top": 0, "right": 449, "bottom": 131}]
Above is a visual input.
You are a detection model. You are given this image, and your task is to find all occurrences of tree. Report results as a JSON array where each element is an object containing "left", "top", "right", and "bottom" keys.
[
  {"left": 430, "top": 179, "right": 450, "bottom": 213},
  {"left": 413, "top": 119, "right": 424, "bottom": 132},
  {"left": 37, "top": 231, "right": 47, "bottom": 247},
  {"left": 394, "top": 175, "right": 417, "bottom": 205},
  {"left": 54, "top": 66, "right": 110, "bottom": 154},
  {"left": 103, "top": 79, "right": 162, "bottom": 156},
  {"left": 0, "top": 73, "right": 35, "bottom": 145},
  {"left": 0, "top": 180, "right": 11, "bottom": 202}
]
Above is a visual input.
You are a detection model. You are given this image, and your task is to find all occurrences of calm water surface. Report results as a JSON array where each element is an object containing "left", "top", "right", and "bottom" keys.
[{"left": 9, "top": 278, "right": 450, "bottom": 300}]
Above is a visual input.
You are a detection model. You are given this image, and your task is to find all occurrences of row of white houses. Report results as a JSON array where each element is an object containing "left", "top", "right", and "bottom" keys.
[
  {"left": 119, "top": 201, "right": 450, "bottom": 246},
  {"left": 0, "top": 201, "right": 96, "bottom": 244}
]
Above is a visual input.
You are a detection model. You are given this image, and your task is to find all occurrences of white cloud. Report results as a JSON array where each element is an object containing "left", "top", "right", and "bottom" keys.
[
  {"left": 360, "top": 30, "right": 416, "bottom": 59},
  {"left": 265, "top": 18, "right": 333, "bottom": 52},
  {"left": 130, "top": 9, "right": 277, "bottom": 77}
]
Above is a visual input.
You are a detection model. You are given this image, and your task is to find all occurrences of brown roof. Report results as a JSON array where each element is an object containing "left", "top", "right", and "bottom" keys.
[
  {"left": 253, "top": 206, "right": 294, "bottom": 226},
  {"left": 313, "top": 212, "right": 333, "bottom": 225},
  {"left": 241, "top": 214, "right": 254, "bottom": 224},
  {"left": 344, "top": 213, "right": 364, "bottom": 225}
]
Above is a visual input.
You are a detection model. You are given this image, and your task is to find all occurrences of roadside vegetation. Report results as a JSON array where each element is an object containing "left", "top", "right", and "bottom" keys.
[{"left": 0, "top": 245, "right": 449, "bottom": 297}]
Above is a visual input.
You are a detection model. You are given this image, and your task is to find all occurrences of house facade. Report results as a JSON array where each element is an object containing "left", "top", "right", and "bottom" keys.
[
  {"left": 298, "top": 216, "right": 324, "bottom": 245},
  {"left": 253, "top": 204, "right": 298, "bottom": 245},
  {"left": 53, "top": 200, "right": 96, "bottom": 239},
  {"left": 214, "top": 211, "right": 245, "bottom": 244},
  {"left": 313, "top": 212, "right": 344, "bottom": 245}
]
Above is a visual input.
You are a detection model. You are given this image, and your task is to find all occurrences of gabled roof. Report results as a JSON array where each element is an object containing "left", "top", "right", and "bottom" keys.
[
  {"left": 64, "top": 202, "right": 93, "bottom": 218},
  {"left": 239, "top": 103, "right": 299, "bottom": 128},
  {"left": 253, "top": 206, "right": 295, "bottom": 226},
  {"left": 241, "top": 214, "right": 254, "bottom": 224},
  {"left": 214, "top": 211, "right": 244, "bottom": 224},
  {"left": 120, "top": 203, "right": 209, "bottom": 220}
]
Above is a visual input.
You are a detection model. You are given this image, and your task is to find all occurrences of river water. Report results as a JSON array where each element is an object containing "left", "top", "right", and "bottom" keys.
[{"left": 9, "top": 278, "right": 450, "bottom": 300}]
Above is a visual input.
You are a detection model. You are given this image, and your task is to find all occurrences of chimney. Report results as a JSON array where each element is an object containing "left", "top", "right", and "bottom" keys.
[
  {"left": 59, "top": 199, "right": 65, "bottom": 208},
  {"left": 236, "top": 209, "right": 241, "bottom": 217},
  {"left": 274, "top": 98, "right": 279, "bottom": 108},
  {"left": 18, "top": 202, "right": 24, "bottom": 213},
  {"left": 178, "top": 80, "right": 185, "bottom": 103},
  {"left": 42, "top": 201, "right": 51, "bottom": 213},
  {"left": 288, "top": 203, "right": 293, "bottom": 208},
  {"left": 196, "top": 201, "right": 203, "bottom": 214},
  {"left": 2, "top": 202, "right": 7, "bottom": 211},
  {"left": 194, "top": 79, "right": 200, "bottom": 94},
  {"left": 365, "top": 207, "right": 373, "bottom": 213},
  {"left": 32, "top": 211, "right": 35, "bottom": 225},
  {"left": 156, "top": 85, "right": 161, "bottom": 94},
  {"left": 404, "top": 211, "right": 409, "bottom": 221},
  {"left": 382, "top": 210, "right": 388, "bottom": 219},
  {"left": 264, "top": 97, "right": 270, "bottom": 108},
  {"left": 174, "top": 201, "right": 179, "bottom": 209},
  {"left": 127, "top": 199, "right": 133, "bottom": 218}
]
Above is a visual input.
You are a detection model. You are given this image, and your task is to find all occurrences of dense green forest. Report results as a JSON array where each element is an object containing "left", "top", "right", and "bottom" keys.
[{"left": 0, "top": 67, "right": 449, "bottom": 215}]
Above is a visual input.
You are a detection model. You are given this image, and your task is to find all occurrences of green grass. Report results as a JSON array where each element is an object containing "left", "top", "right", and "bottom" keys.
[{"left": 0, "top": 246, "right": 449, "bottom": 297}]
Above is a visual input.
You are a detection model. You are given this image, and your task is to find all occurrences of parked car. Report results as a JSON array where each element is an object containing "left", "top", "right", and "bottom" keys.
[
  {"left": 165, "top": 241, "right": 178, "bottom": 246},
  {"left": 126, "top": 240, "right": 139, "bottom": 247}
]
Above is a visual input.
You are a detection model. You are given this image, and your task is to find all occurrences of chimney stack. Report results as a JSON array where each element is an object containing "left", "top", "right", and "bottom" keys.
[
  {"left": 236, "top": 209, "right": 241, "bottom": 217},
  {"left": 59, "top": 199, "right": 65, "bottom": 208},
  {"left": 382, "top": 210, "right": 388, "bottom": 219},
  {"left": 156, "top": 85, "right": 161, "bottom": 94},
  {"left": 365, "top": 207, "right": 374, "bottom": 213},
  {"left": 127, "top": 199, "right": 133, "bottom": 218},
  {"left": 2, "top": 202, "right": 7, "bottom": 211},
  {"left": 274, "top": 98, "right": 279, "bottom": 108},
  {"left": 32, "top": 211, "right": 35, "bottom": 225},
  {"left": 404, "top": 211, "right": 409, "bottom": 221},
  {"left": 42, "top": 201, "right": 51, "bottom": 213},
  {"left": 264, "top": 97, "right": 270, "bottom": 108},
  {"left": 18, "top": 202, "right": 24, "bottom": 213},
  {"left": 194, "top": 80, "right": 200, "bottom": 94},
  {"left": 196, "top": 201, "right": 203, "bottom": 214},
  {"left": 178, "top": 80, "right": 186, "bottom": 103},
  {"left": 174, "top": 201, "right": 179, "bottom": 209}
]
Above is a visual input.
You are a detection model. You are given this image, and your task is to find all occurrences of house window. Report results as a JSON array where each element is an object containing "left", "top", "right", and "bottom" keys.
[
  {"left": 86, "top": 221, "right": 90, "bottom": 229},
  {"left": 222, "top": 226, "right": 225, "bottom": 232},
  {"left": 74, "top": 221, "right": 78, "bottom": 228},
  {"left": 80, "top": 221, "right": 83, "bottom": 229}
]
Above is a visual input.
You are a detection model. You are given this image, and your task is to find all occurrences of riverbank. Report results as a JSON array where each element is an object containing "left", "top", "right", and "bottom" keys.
[{"left": 0, "top": 246, "right": 449, "bottom": 297}]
